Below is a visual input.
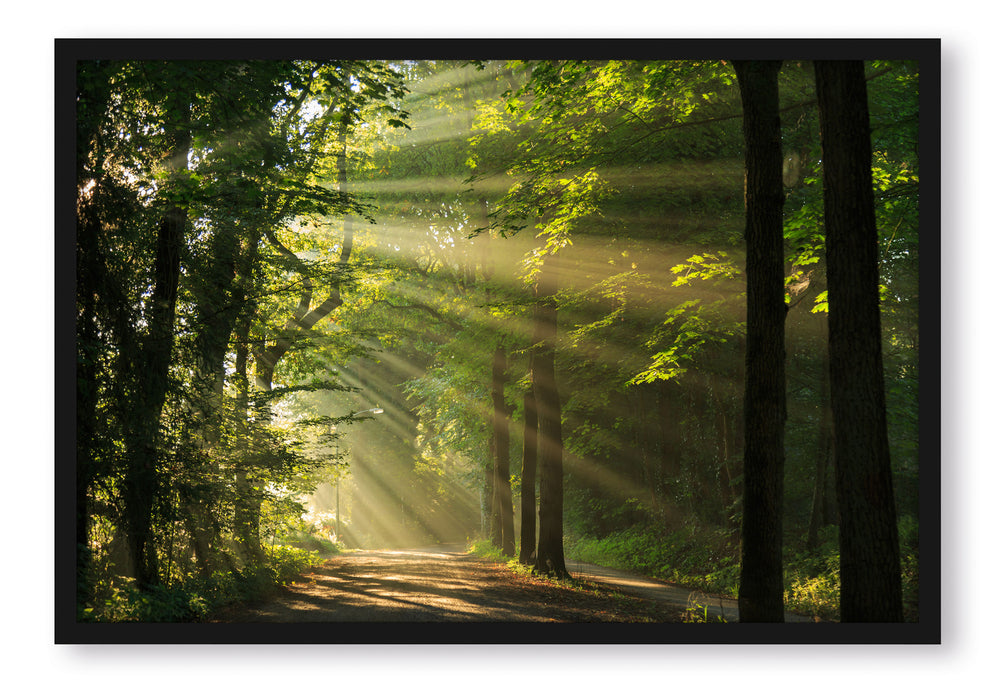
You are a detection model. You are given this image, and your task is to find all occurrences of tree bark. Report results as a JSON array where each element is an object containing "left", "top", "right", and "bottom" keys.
[
  {"left": 492, "top": 343, "right": 515, "bottom": 557},
  {"left": 519, "top": 380, "right": 538, "bottom": 565},
  {"left": 122, "top": 77, "right": 192, "bottom": 587},
  {"left": 482, "top": 436, "right": 494, "bottom": 541},
  {"left": 532, "top": 262, "right": 568, "bottom": 578},
  {"left": 231, "top": 230, "right": 264, "bottom": 564},
  {"left": 733, "top": 59, "right": 786, "bottom": 622},
  {"left": 255, "top": 116, "right": 353, "bottom": 389},
  {"left": 815, "top": 60, "right": 903, "bottom": 622},
  {"left": 233, "top": 318, "right": 263, "bottom": 564}
]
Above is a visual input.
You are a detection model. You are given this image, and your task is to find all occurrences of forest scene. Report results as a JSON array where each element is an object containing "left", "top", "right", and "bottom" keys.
[{"left": 63, "top": 41, "right": 933, "bottom": 637}]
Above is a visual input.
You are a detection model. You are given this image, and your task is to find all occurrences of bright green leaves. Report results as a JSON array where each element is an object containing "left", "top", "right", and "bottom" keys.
[
  {"left": 810, "top": 290, "right": 829, "bottom": 314},
  {"left": 520, "top": 167, "right": 611, "bottom": 283},
  {"left": 670, "top": 251, "right": 739, "bottom": 287},
  {"left": 630, "top": 298, "right": 743, "bottom": 386},
  {"left": 628, "top": 249, "right": 743, "bottom": 386}
]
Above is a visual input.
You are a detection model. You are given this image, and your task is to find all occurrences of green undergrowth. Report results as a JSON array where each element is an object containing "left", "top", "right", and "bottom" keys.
[
  {"left": 563, "top": 516, "right": 920, "bottom": 622},
  {"left": 468, "top": 540, "right": 602, "bottom": 594},
  {"left": 79, "top": 539, "right": 340, "bottom": 623}
]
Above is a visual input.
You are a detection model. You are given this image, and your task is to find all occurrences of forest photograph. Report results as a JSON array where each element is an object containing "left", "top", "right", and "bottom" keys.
[{"left": 57, "top": 38, "right": 937, "bottom": 643}]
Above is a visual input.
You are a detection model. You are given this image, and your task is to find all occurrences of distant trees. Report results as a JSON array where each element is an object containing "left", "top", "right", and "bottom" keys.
[
  {"left": 519, "top": 383, "right": 539, "bottom": 565},
  {"left": 491, "top": 343, "right": 515, "bottom": 557}
]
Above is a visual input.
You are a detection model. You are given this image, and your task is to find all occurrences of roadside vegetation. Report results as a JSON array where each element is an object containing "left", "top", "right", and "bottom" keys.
[
  {"left": 474, "top": 510, "right": 919, "bottom": 622},
  {"left": 79, "top": 524, "right": 340, "bottom": 622}
]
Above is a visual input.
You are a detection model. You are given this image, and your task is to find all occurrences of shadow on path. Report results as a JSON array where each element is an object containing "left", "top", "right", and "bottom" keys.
[
  {"left": 210, "top": 544, "right": 812, "bottom": 624},
  {"left": 210, "top": 545, "right": 683, "bottom": 624}
]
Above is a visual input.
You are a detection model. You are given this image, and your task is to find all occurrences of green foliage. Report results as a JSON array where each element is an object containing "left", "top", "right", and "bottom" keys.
[
  {"left": 670, "top": 251, "right": 739, "bottom": 287},
  {"left": 564, "top": 520, "right": 740, "bottom": 596},
  {"left": 682, "top": 601, "right": 728, "bottom": 623},
  {"left": 630, "top": 295, "right": 743, "bottom": 385},
  {"left": 564, "top": 510, "right": 919, "bottom": 622},
  {"left": 468, "top": 538, "right": 512, "bottom": 563},
  {"left": 78, "top": 543, "right": 331, "bottom": 623}
]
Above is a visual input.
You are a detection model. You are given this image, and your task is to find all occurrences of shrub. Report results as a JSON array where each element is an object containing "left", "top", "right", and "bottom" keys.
[{"left": 78, "top": 542, "right": 329, "bottom": 623}]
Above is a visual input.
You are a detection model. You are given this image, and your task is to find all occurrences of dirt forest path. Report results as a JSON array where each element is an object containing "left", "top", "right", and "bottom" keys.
[{"left": 208, "top": 544, "right": 811, "bottom": 625}]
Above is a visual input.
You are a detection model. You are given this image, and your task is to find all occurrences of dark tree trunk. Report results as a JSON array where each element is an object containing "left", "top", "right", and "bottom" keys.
[
  {"left": 489, "top": 433, "right": 502, "bottom": 548},
  {"left": 519, "top": 381, "right": 538, "bottom": 565},
  {"left": 231, "top": 226, "right": 264, "bottom": 564},
  {"left": 532, "top": 263, "right": 568, "bottom": 578},
  {"left": 492, "top": 343, "right": 515, "bottom": 557},
  {"left": 123, "top": 201, "right": 187, "bottom": 587},
  {"left": 185, "top": 223, "right": 243, "bottom": 576},
  {"left": 482, "top": 436, "right": 494, "bottom": 541},
  {"left": 233, "top": 323, "right": 263, "bottom": 564},
  {"left": 75, "top": 62, "right": 116, "bottom": 595},
  {"left": 733, "top": 59, "right": 786, "bottom": 623},
  {"left": 76, "top": 206, "right": 101, "bottom": 596},
  {"left": 122, "top": 78, "right": 192, "bottom": 587},
  {"left": 815, "top": 60, "right": 903, "bottom": 622}
]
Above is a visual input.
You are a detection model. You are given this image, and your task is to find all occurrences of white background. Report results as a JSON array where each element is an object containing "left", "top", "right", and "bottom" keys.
[{"left": 7, "top": 6, "right": 975, "bottom": 697}]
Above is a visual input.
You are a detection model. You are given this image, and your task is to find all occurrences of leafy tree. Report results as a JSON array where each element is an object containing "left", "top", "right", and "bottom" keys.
[{"left": 75, "top": 57, "right": 409, "bottom": 601}]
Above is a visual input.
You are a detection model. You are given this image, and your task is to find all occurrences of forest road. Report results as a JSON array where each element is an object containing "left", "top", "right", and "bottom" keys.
[
  {"left": 209, "top": 544, "right": 811, "bottom": 623},
  {"left": 210, "top": 544, "right": 684, "bottom": 623}
]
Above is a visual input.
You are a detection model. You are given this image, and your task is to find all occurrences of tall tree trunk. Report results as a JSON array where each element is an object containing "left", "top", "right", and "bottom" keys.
[
  {"left": 532, "top": 262, "right": 568, "bottom": 578},
  {"left": 733, "top": 60, "right": 786, "bottom": 622},
  {"left": 492, "top": 343, "right": 515, "bottom": 557},
  {"left": 185, "top": 223, "right": 243, "bottom": 575},
  {"left": 233, "top": 318, "right": 263, "bottom": 564},
  {"left": 519, "top": 379, "right": 538, "bottom": 565},
  {"left": 122, "top": 81, "right": 191, "bottom": 587},
  {"left": 815, "top": 60, "right": 903, "bottom": 622},
  {"left": 482, "top": 435, "right": 494, "bottom": 541},
  {"left": 229, "top": 229, "right": 263, "bottom": 564},
  {"left": 75, "top": 61, "right": 116, "bottom": 596}
]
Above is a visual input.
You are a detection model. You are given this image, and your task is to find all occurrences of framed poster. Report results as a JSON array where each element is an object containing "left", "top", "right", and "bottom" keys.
[{"left": 56, "top": 37, "right": 939, "bottom": 645}]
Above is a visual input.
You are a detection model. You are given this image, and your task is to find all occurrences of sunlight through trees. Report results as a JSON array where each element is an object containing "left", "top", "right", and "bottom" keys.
[{"left": 65, "top": 43, "right": 929, "bottom": 628}]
